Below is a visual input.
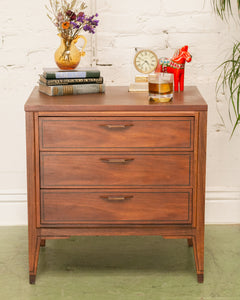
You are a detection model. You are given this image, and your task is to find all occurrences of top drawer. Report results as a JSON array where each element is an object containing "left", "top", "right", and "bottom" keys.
[{"left": 39, "top": 116, "right": 194, "bottom": 151}]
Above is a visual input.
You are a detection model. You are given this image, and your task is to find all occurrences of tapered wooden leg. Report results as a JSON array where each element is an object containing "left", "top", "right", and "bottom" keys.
[
  {"left": 40, "top": 239, "right": 46, "bottom": 247},
  {"left": 192, "top": 232, "right": 204, "bottom": 283},
  {"left": 29, "top": 236, "right": 41, "bottom": 284},
  {"left": 187, "top": 238, "right": 193, "bottom": 247},
  {"left": 193, "top": 110, "right": 207, "bottom": 284},
  {"left": 26, "top": 112, "right": 41, "bottom": 284}
]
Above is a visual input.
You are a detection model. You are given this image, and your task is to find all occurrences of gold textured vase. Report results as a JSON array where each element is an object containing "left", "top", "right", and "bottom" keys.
[{"left": 54, "top": 34, "right": 87, "bottom": 70}]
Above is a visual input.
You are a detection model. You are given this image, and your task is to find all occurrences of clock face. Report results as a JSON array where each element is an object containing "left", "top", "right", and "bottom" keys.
[{"left": 134, "top": 50, "right": 158, "bottom": 74}]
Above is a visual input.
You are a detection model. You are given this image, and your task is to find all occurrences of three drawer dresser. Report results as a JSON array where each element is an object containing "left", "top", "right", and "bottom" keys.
[{"left": 25, "top": 86, "right": 207, "bottom": 284}]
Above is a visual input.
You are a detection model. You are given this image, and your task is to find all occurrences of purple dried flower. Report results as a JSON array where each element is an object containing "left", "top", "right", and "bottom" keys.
[
  {"left": 83, "top": 24, "right": 95, "bottom": 33},
  {"left": 83, "top": 24, "right": 90, "bottom": 31},
  {"left": 84, "top": 14, "right": 99, "bottom": 29},
  {"left": 70, "top": 21, "right": 79, "bottom": 29},
  {"left": 91, "top": 20, "right": 99, "bottom": 26},
  {"left": 77, "top": 11, "right": 85, "bottom": 23}
]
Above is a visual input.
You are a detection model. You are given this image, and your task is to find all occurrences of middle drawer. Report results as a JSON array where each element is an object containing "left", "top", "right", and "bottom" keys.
[{"left": 40, "top": 152, "right": 192, "bottom": 188}]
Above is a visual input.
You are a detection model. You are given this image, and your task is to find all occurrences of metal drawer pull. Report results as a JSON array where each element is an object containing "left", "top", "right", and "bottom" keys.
[
  {"left": 100, "top": 124, "right": 133, "bottom": 129},
  {"left": 101, "top": 196, "right": 133, "bottom": 201},
  {"left": 100, "top": 158, "right": 134, "bottom": 163}
]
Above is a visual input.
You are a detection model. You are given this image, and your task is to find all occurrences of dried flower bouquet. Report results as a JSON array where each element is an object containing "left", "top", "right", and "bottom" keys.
[{"left": 46, "top": 0, "right": 99, "bottom": 40}]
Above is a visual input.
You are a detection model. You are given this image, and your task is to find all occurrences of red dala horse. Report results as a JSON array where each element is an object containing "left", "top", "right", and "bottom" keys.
[{"left": 155, "top": 45, "right": 192, "bottom": 92}]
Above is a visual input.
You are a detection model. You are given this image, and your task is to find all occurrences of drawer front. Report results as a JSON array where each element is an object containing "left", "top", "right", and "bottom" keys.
[
  {"left": 40, "top": 153, "right": 192, "bottom": 188},
  {"left": 40, "top": 189, "right": 192, "bottom": 225},
  {"left": 39, "top": 117, "right": 194, "bottom": 151}
]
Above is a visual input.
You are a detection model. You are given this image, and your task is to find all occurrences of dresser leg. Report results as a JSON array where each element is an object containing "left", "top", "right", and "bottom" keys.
[
  {"left": 192, "top": 233, "right": 204, "bottom": 283},
  {"left": 197, "top": 273, "right": 204, "bottom": 283},
  {"left": 26, "top": 112, "right": 41, "bottom": 284},
  {"left": 187, "top": 238, "right": 193, "bottom": 247},
  {"left": 28, "top": 236, "right": 41, "bottom": 284},
  {"left": 29, "top": 274, "right": 36, "bottom": 284}
]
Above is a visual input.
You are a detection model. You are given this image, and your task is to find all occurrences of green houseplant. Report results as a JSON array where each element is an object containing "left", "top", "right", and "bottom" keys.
[{"left": 212, "top": 0, "right": 240, "bottom": 136}]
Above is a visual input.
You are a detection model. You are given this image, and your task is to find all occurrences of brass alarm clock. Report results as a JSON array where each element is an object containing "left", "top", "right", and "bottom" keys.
[{"left": 134, "top": 49, "right": 158, "bottom": 74}]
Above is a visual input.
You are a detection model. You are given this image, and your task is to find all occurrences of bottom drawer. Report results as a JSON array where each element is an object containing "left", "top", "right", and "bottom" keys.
[{"left": 41, "top": 189, "right": 192, "bottom": 225}]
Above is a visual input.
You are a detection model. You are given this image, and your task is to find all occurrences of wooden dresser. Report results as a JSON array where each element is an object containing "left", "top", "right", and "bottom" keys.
[{"left": 25, "top": 86, "right": 207, "bottom": 284}]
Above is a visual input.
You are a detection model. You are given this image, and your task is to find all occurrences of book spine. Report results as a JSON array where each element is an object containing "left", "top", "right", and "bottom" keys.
[
  {"left": 45, "top": 70, "right": 100, "bottom": 79},
  {"left": 41, "top": 77, "right": 103, "bottom": 86},
  {"left": 39, "top": 83, "right": 105, "bottom": 96}
]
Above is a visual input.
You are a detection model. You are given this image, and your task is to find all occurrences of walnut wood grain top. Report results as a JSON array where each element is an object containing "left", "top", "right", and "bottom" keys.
[{"left": 24, "top": 86, "right": 207, "bottom": 112}]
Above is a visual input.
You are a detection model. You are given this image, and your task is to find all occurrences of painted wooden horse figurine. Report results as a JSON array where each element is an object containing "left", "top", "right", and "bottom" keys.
[{"left": 155, "top": 45, "right": 192, "bottom": 92}]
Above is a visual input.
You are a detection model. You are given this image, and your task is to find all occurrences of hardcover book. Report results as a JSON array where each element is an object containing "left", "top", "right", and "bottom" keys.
[
  {"left": 39, "top": 75, "right": 104, "bottom": 86},
  {"left": 42, "top": 68, "right": 101, "bottom": 79},
  {"left": 38, "top": 82, "right": 105, "bottom": 96}
]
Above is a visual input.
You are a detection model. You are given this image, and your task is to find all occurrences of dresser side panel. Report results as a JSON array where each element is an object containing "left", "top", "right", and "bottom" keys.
[{"left": 25, "top": 112, "right": 40, "bottom": 277}]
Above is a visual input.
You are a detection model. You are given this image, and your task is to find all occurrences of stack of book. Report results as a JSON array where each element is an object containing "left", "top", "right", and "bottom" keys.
[{"left": 38, "top": 68, "right": 105, "bottom": 96}]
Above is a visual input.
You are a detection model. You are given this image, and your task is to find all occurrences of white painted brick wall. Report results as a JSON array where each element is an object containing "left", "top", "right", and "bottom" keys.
[{"left": 0, "top": 0, "right": 240, "bottom": 224}]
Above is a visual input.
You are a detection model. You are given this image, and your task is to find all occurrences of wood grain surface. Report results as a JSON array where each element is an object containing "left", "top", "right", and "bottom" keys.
[
  {"left": 40, "top": 152, "right": 193, "bottom": 188},
  {"left": 25, "top": 86, "right": 208, "bottom": 112},
  {"left": 39, "top": 116, "right": 194, "bottom": 151},
  {"left": 40, "top": 189, "right": 192, "bottom": 225}
]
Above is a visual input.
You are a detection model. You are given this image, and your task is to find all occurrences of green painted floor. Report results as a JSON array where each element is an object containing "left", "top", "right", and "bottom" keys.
[{"left": 0, "top": 226, "right": 239, "bottom": 300}]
